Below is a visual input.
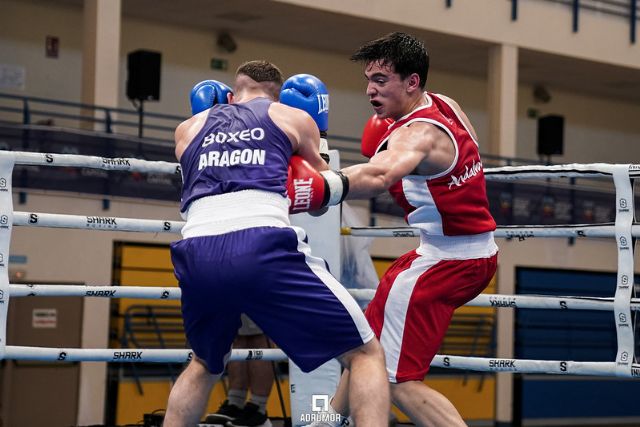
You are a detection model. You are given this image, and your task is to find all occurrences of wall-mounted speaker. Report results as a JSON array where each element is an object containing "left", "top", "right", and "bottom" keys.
[
  {"left": 126, "top": 50, "right": 161, "bottom": 101},
  {"left": 217, "top": 32, "right": 237, "bottom": 53},
  {"left": 537, "top": 115, "right": 564, "bottom": 156}
]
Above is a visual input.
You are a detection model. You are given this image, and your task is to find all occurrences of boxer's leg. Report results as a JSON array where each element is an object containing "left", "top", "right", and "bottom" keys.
[
  {"left": 239, "top": 226, "right": 389, "bottom": 426},
  {"left": 336, "top": 339, "right": 388, "bottom": 427},
  {"left": 372, "top": 254, "right": 496, "bottom": 426},
  {"left": 390, "top": 381, "right": 466, "bottom": 427},
  {"left": 164, "top": 357, "right": 220, "bottom": 427},
  {"left": 167, "top": 235, "right": 244, "bottom": 425}
]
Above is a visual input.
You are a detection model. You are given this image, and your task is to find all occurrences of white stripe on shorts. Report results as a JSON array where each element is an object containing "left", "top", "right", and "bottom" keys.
[
  {"left": 380, "top": 253, "right": 439, "bottom": 383},
  {"left": 292, "top": 226, "right": 374, "bottom": 346}
]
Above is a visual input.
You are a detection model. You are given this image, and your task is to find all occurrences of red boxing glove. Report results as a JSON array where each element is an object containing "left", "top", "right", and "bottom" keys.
[
  {"left": 361, "top": 114, "right": 393, "bottom": 158},
  {"left": 287, "top": 155, "right": 349, "bottom": 214}
]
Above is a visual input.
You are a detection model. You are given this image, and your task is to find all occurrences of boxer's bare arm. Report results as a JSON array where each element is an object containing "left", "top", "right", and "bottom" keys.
[
  {"left": 269, "top": 102, "right": 328, "bottom": 172},
  {"left": 174, "top": 112, "right": 208, "bottom": 161},
  {"left": 343, "top": 122, "right": 450, "bottom": 199}
]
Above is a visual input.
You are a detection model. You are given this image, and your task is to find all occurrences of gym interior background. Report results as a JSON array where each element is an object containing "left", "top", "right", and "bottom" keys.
[{"left": 1, "top": 0, "right": 639, "bottom": 425}]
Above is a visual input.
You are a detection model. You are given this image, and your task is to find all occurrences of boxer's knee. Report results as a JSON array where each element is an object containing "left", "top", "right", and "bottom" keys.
[
  {"left": 338, "top": 338, "right": 384, "bottom": 370},
  {"left": 390, "top": 380, "right": 412, "bottom": 401}
]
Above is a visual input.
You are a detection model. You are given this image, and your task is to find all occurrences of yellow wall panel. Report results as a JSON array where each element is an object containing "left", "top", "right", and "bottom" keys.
[
  {"left": 116, "top": 380, "right": 174, "bottom": 425},
  {"left": 116, "top": 376, "right": 491, "bottom": 425},
  {"left": 116, "top": 378, "right": 291, "bottom": 425},
  {"left": 117, "top": 270, "right": 180, "bottom": 314},
  {"left": 372, "top": 257, "right": 394, "bottom": 279},
  {"left": 113, "top": 244, "right": 183, "bottom": 349},
  {"left": 121, "top": 246, "right": 174, "bottom": 269},
  {"left": 119, "top": 270, "right": 178, "bottom": 287}
]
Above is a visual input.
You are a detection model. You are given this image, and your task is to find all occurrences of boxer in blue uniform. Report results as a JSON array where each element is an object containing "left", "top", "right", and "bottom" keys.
[{"left": 163, "top": 61, "right": 389, "bottom": 427}]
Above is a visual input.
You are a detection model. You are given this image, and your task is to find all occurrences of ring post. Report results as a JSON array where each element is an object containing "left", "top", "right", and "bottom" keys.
[
  {"left": 0, "top": 152, "right": 16, "bottom": 359},
  {"left": 611, "top": 165, "right": 635, "bottom": 377}
]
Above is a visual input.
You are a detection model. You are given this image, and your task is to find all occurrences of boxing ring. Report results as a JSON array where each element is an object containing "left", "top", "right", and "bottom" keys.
[{"left": 0, "top": 151, "right": 638, "bottom": 421}]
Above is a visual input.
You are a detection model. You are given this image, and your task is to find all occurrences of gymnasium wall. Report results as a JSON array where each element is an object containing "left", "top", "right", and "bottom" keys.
[
  {"left": 2, "top": 0, "right": 640, "bottom": 424},
  {"left": 1, "top": 0, "right": 639, "bottom": 164}
]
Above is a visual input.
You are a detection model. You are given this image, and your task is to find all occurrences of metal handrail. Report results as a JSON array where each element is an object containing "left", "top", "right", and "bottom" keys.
[
  {"left": 0, "top": 92, "right": 184, "bottom": 117},
  {"left": 0, "top": 92, "right": 551, "bottom": 168},
  {"left": 517, "top": 0, "right": 639, "bottom": 42},
  {"left": 120, "top": 304, "right": 185, "bottom": 393},
  {"left": 0, "top": 92, "right": 185, "bottom": 136}
]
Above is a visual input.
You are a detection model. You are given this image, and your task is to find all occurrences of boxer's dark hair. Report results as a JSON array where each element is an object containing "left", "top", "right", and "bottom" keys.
[
  {"left": 237, "top": 60, "right": 284, "bottom": 83},
  {"left": 236, "top": 60, "right": 283, "bottom": 99},
  {"left": 351, "top": 32, "right": 429, "bottom": 89}
]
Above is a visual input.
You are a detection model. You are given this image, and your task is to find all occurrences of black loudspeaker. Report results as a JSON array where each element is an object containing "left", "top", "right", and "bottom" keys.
[
  {"left": 537, "top": 115, "right": 564, "bottom": 156},
  {"left": 126, "top": 50, "right": 161, "bottom": 101}
]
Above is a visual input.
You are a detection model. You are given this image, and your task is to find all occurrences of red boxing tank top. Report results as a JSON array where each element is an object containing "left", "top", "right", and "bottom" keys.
[{"left": 375, "top": 92, "right": 496, "bottom": 236}]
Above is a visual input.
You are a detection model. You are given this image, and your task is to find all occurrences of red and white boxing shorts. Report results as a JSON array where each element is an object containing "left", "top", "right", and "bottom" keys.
[{"left": 365, "top": 234, "right": 498, "bottom": 383}]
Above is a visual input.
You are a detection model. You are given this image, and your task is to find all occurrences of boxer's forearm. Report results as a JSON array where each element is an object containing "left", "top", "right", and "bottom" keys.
[{"left": 341, "top": 162, "right": 391, "bottom": 199}]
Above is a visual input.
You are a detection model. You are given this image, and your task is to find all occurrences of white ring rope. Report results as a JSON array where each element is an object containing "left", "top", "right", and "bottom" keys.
[
  {"left": 13, "top": 212, "right": 639, "bottom": 240},
  {"left": 9, "top": 284, "right": 640, "bottom": 312},
  {"left": 343, "top": 224, "right": 640, "bottom": 239},
  {"left": 429, "top": 355, "right": 640, "bottom": 377},
  {"left": 1, "top": 151, "right": 638, "bottom": 378},
  {"left": 5, "top": 346, "right": 287, "bottom": 363},
  {"left": 467, "top": 293, "right": 640, "bottom": 311},
  {"left": 485, "top": 163, "right": 640, "bottom": 179},
  {"left": 13, "top": 211, "right": 184, "bottom": 233},
  {"left": 4, "top": 151, "right": 639, "bottom": 179},
  {"left": 6, "top": 151, "right": 181, "bottom": 174},
  {"left": 9, "top": 284, "right": 183, "bottom": 299},
  {"left": 4, "top": 345, "right": 639, "bottom": 377}
]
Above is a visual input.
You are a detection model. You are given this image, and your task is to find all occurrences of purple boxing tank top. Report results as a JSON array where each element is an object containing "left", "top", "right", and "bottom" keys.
[{"left": 179, "top": 97, "right": 292, "bottom": 212}]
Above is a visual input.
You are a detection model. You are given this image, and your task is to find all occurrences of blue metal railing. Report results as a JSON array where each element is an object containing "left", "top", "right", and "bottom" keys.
[
  {"left": 632, "top": 0, "right": 638, "bottom": 42},
  {"left": 573, "top": 0, "right": 580, "bottom": 33},
  {"left": 509, "top": 0, "right": 638, "bottom": 43},
  {"left": 0, "top": 92, "right": 546, "bottom": 169},
  {"left": 0, "top": 92, "right": 181, "bottom": 144},
  {"left": 120, "top": 305, "right": 186, "bottom": 394}
]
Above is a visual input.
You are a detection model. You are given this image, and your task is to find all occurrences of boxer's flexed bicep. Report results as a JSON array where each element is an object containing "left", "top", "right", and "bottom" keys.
[
  {"left": 342, "top": 124, "right": 434, "bottom": 199},
  {"left": 268, "top": 103, "right": 327, "bottom": 172},
  {"left": 372, "top": 126, "right": 428, "bottom": 181}
]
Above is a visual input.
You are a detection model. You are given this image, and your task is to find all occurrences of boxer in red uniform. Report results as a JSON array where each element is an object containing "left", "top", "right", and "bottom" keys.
[{"left": 324, "top": 32, "right": 499, "bottom": 427}]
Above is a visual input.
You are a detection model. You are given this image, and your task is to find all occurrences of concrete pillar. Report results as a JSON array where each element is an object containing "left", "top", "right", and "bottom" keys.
[
  {"left": 487, "top": 43, "right": 518, "bottom": 426},
  {"left": 494, "top": 265, "right": 516, "bottom": 426},
  {"left": 81, "top": 0, "right": 121, "bottom": 132},
  {"left": 487, "top": 44, "right": 518, "bottom": 158},
  {"left": 78, "top": 1, "right": 121, "bottom": 424}
]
